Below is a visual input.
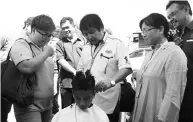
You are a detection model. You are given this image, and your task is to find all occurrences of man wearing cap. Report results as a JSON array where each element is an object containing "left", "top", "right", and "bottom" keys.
[
  {"left": 10, "top": 14, "right": 56, "bottom": 122},
  {"left": 166, "top": 0, "right": 193, "bottom": 121}
]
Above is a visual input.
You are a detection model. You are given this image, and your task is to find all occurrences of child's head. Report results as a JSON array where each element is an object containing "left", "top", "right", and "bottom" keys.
[{"left": 72, "top": 70, "right": 95, "bottom": 110}]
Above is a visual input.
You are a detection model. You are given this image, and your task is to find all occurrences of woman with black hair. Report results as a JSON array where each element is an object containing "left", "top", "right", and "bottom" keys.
[{"left": 132, "top": 13, "right": 187, "bottom": 122}]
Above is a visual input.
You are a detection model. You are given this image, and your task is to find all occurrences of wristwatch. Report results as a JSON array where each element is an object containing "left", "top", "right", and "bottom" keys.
[{"left": 110, "top": 80, "right": 116, "bottom": 87}]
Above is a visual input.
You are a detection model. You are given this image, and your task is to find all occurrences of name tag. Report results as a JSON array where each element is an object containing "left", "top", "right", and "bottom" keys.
[{"left": 187, "top": 39, "right": 193, "bottom": 42}]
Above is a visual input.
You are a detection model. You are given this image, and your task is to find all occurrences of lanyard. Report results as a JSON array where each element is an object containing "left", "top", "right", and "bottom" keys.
[
  {"left": 134, "top": 41, "right": 169, "bottom": 115},
  {"left": 139, "top": 41, "right": 168, "bottom": 82},
  {"left": 86, "top": 43, "right": 105, "bottom": 71},
  {"left": 149, "top": 41, "right": 168, "bottom": 65}
]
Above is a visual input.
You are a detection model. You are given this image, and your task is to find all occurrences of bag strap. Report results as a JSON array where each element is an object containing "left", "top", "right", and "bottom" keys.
[
  {"left": 1, "top": 38, "right": 36, "bottom": 81},
  {"left": 6, "top": 38, "right": 35, "bottom": 60},
  {"left": 56, "top": 76, "right": 60, "bottom": 96}
]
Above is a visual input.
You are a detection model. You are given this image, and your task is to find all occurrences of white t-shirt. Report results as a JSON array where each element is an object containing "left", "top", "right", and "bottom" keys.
[{"left": 51, "top": 104, "right": 109, "bottom": 122}]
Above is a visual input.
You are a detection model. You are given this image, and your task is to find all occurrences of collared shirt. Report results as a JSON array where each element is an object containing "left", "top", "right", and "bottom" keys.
[
  {"left": 77, "top": 32, "right": 131, "bottom": 114},
  {"left": 10, "top": 36, "right": 54, "bottom": 111},
  {"left": 181, "top": 20, "right": 193, "bottom": 72},
  {"left": 56, "top": 37, "right": 85, "bottom": 88}
]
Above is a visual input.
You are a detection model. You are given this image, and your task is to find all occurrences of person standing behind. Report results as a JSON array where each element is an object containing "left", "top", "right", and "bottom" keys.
[
  {"left": 166, "top": 1, "right": 193, "bottom": 121},
  {"left": 1, "top": 37, "right": 12, "bottom": 122},
  {"left": 21, "top": 17, "right": 34, "bottom": 37},
  {"left": 1, "top": 16, "right": 34, "bottom": 122},
  {"left": 132, "top": 13, "right": 187, "bottom": 122},
  {"left": 77, "top": 14, "right": 132, "bottom": 122},
  {"left": 10, "top": 14, "right": 56, "bottom": 122},
  {"left": 56, "top": 17, "right": 85, "bottom": 109}
]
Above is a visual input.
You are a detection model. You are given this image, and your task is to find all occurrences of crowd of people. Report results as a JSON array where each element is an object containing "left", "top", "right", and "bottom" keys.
[{"left": 1, "top": 0, "right": 193, "bottom": 122}]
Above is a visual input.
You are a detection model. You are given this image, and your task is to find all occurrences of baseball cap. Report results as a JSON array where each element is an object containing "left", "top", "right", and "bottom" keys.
[
  {"left": 167, "top": 0, "right": 189, "bottom": 5},
  {"left": 168, "top": 0, "right": 188, "bottom": 2},
  {"left": 24, "top": 17, "right": 34, "bottom": 25},
  {"left": 23, "top": 17, "right": 34, "bottom": 29}
]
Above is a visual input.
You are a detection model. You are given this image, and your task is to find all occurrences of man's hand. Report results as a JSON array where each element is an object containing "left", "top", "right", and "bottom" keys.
[
  {"left": 156, "top": 117, "right": 163, "bottom": 122},
  {"left": 95, "top": 79, "right": 112, "bottom": 93},
  {"left": 131, "top": 71, "right": 137, "bottom": 82},
  {"left": 44, "top": 45, "right": 54, "bottom": 57}
]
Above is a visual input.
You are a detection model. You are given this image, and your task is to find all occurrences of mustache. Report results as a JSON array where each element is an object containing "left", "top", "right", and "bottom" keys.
[
  {"left": 170, "top": 19, "right": 178, "bottom": 27},
  {"left": 60, "top": 30, "right": 71, "bottom": 35}
]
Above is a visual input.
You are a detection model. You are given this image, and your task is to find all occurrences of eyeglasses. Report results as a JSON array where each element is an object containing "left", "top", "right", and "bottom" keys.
[
  {"left": 168, "top": 7, "right": 184, "bottom": 20},
  {"left": 36, "top": 29, "right": 53, "bottom": 39},
  {"left": 61, "top": 26, "right": 69, "bottom": 30},
  {"left": 142, "top": 28, "right": 156, "bottom": 35},
  {"left": 82, "top": 29, "right": 96, "bottom": 36}
]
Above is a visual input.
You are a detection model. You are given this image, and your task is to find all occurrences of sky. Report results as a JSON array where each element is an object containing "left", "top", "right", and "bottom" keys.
[{"left": 0, "top": 0, "right": 193, "bottom": 42}]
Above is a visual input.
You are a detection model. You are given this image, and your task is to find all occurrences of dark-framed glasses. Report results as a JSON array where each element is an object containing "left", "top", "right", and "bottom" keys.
[
  {"left": 168, "top": 6, "right": 184, "bottom": 20},
  {"left": 36, "top": 29, "right": 53, "bottom": 39},
  {"left": 82, "top": 29, "right": 96, "bottom": 36},
  {"left": 142, "top": 28, "right": 156, "bottom": 35}
]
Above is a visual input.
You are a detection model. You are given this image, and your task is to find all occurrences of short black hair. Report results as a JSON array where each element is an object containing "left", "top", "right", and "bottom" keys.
[
  {"left": 31, "top": 14, "right": 56, "bottom": 33},
  {"left": 79, "top": 14, "right": 104, "bottom": 32},
  {"left": 60, "top": 17, "right": 74, "bottom": 27},
  {"left": 166, "top": 1, "right": 192, "bottom": 16},
  {"left": 72, "top": 70, "right": 95, "bottom": 92},
  {"left": 139, "top": 13, "right": 169, "bottom": 38}
]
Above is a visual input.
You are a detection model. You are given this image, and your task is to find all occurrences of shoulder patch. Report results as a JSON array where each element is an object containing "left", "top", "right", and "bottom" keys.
[
  {"left": 108, "top": 36, "right": 122, "bottom": 43},
  {"left": 105, "top": 50, "right": 112, "bottom": 54}
]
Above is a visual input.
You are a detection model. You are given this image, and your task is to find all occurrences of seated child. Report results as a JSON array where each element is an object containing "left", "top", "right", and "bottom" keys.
[{"left": 51, "top": 70, "right": 109, "bottom": 122}]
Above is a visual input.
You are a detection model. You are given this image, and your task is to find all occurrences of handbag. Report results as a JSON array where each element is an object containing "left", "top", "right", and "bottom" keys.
[
  {"left": 1, "top": 38, "right": 37, "bottom": 107},
  {"left": 52, "top": 93, "right": 60, "bottom": 114},
  {"left": 119, "top": 79, "right": 135, "bottom": 112}
]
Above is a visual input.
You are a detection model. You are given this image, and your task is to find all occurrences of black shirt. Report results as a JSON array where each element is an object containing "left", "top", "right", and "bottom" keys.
[{"left": 179, "top": 20, "right": 193, "bottom": 120}]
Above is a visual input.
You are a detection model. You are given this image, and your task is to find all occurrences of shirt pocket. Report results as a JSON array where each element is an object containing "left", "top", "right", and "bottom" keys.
[
  {"left": 100, "top": 53, "right": 119, "bottom": 77},
  {"left": 184, "top": 39, "right": 193, "bottom": 49}
]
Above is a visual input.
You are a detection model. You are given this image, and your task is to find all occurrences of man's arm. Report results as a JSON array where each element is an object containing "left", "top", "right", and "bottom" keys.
[
  {"left": 112, "top": 68, "right": 132, "bottom": 84},
  {"left": 113, "top": 40, "right": 133, "bottom": 83},
  {"left": 16, "top": 46, "right": 54, "bottom": 74},
  {"left": 58, "top": 58, "right": 76, "bottom": 75},
  {"left": 96, "top": 41, "right": 132, "bottom": 92},
  {"left": 56, "top": 41, "right": 76, "bottom": 75}
]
